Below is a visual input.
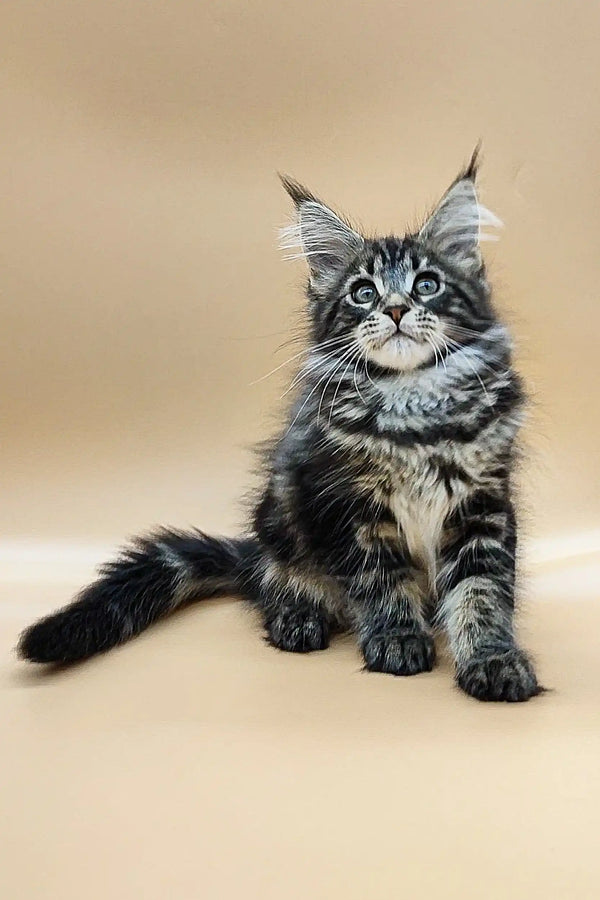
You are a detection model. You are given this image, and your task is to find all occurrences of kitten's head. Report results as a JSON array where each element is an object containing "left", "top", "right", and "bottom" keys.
[{"left": 280, "top": 151, "right": 502, "bottom": 372}]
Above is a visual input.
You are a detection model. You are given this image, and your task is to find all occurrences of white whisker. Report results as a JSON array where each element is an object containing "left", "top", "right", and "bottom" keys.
[
  {"left": 327, "top": 347, "right": 363, "bottom": 427},
  {"left": 286, "top": 343, "right": 358, "bottom": 434},
  {"left": 317, "top": 343, "right": 360, "bottom": 424}
]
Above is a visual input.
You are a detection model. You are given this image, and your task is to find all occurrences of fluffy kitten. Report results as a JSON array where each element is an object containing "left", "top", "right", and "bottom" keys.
[{"left": 18, "top": 152, "right": 541, "bottom": 702}]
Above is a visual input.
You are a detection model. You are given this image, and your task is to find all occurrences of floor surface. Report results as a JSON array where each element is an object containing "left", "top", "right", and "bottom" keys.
[{"left": 2, "top": 562, "right": 599, "bottom": 899}]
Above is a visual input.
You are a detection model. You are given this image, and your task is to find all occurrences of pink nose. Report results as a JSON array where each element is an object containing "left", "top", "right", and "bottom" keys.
[{"left": 384, "top": 307, "right": 406, "bottom": 326}]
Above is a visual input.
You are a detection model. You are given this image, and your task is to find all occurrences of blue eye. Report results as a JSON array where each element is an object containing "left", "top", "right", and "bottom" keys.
[
  {"left": 414, "top": 273, "right": 441, "bottom": 297},
  {"left": 351, "top": 281, "right": 379, "bottom": 304}
]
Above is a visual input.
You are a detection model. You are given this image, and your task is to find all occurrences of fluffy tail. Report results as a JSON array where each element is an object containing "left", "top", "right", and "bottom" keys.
[{"left": 17, "top": 530, "right": 257, "bottom": 664}]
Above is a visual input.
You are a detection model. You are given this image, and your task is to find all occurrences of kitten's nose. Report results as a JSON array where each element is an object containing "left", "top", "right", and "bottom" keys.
[{"left": 384, "top": 306, "right": 406, "bottom": 326}]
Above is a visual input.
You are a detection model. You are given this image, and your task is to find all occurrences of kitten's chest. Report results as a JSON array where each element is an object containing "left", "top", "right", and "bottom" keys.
[{"left": 385, "top": 459, "right": 452, "bottom": 577}]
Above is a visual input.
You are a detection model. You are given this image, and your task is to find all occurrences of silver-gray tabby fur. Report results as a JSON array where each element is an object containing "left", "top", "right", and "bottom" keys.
[{"left": 18, "top": 150, "right": 542, "bottom": 702}]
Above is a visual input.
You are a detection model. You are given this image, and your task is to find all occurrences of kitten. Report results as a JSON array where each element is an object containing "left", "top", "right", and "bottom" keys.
[{"left": 18, "top": 151, "right": 542, "bottom": 702}]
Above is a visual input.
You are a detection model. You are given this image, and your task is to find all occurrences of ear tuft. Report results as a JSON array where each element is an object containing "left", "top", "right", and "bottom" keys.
[
  {"left": 278, "top": 176, "right": 364, "bottom": 286},
  {"left": 461, "top": 142, "right": 482, "bottom": 181},
  {"left": 418, "top": 147, "right": 501, "bottom": 272},
  {"left": 278, "top": 174, "right": 318, "bottom": 208}
]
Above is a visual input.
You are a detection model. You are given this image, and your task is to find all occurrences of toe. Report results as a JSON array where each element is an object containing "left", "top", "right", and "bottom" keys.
[
  {"left": 363, "top": 632, "right": 436, "bottom": 676},
  {"left": 457, "top": 648, "right": 541, "bottom": 702},
  {"left": 267, "top": 609, "right": 330, "bottom": 653}
]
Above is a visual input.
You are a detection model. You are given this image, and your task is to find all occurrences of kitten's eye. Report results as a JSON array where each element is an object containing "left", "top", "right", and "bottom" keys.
[
  {"left": 351, "top": 281, "right": 379, "bottom": 304},
  {"left": 413, "top": 273, "right": 441, "bottom": 297}
]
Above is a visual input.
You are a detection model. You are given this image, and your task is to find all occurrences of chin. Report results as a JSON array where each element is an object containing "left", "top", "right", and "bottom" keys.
[{"left": 366, "top": 335, "right": 434, "bottom": 372}]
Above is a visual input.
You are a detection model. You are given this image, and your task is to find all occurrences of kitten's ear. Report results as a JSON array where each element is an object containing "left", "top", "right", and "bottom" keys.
[
  {"left": 279, "top": 175, "right": 364, "bottom": 287},
  {"left": 418, "top": 149, "right": 501, "bottom": 273}
]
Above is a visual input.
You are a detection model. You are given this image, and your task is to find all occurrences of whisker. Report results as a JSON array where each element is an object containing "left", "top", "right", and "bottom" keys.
[
  {"left": 317, "top": 344, "right": 360, "bottom": 423},
  {"left": 440, "top": 336, "right": 494, "bottom": 406},
  {"left": 362, "top": 352, "right": 379, "bottom": 390},
  {"left": 281, "top": 351, "right": 349, "bottom": 400},
  {"left": 286, "top": 343, "right": 358, "bottom": 433},
  {"left": 328, "top": 347, "right": 363, "bottom": 427},
  {"left": 352, "top": 354, "right": 368, "bottom": 406},
  {"left": 433, "top": 333, "right": 450, "bottom": 373},
  {"left": 443, "top": 335, "right": 509, "bottom": 378},
  {"left": 251, "top": 334, "right": 351, "bottom": 386},
  {"left": 284, "top": 341, "right": 353, "bottom": 401},
  {"left": 424, "top": 334, "right": 442, "bottom": 371},
  {"left": 249, "top": 347, "right": 318, "bottom": 385}
]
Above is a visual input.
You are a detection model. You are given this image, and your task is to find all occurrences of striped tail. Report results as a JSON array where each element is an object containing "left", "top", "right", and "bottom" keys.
[{"left": 17, "top": 529, "right": 257, "bottom": 664}]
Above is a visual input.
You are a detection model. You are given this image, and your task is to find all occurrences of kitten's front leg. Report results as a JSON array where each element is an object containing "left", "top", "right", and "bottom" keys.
[
  {"left": 437, "top": 493, "right": 541, "bottom": 702},
  {"left": 349, "top": 566, "right": 435, "bottom": 676}
]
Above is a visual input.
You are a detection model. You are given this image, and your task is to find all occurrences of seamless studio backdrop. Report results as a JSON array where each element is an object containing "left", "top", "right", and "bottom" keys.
[
  {"left": 1, "top": 2, "right": 600, "bottom": 900},
  {"left": 2, "top": 0, "right": 599, "bottom": 563}
]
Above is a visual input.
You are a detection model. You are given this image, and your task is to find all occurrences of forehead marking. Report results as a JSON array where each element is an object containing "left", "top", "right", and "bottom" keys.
[{"left": 349, "top": 246, "right": 444, "bottom": 300}]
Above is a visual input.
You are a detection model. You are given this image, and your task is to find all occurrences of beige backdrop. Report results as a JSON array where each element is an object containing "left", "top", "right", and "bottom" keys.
[
  {"left": 2, "top": 4, "right": 600, "bottom": 900},
  {"left": 1, "top": 0, "right": 599, "bottom": 556}
]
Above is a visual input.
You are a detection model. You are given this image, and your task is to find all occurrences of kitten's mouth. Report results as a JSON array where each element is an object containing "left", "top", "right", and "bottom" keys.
[{"left": 383, "top": 330, "right": 420, "bottom": 346}]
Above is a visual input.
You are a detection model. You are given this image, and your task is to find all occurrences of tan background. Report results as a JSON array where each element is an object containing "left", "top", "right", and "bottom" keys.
[
  {"left": 2, "top": 2, "right": 600, "bottom": 899},
  {"left": 1, "top": 0, "right": 599, "bottom": 552}
]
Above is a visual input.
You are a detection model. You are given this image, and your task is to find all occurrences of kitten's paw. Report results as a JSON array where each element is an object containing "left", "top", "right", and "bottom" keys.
[
  {"left": 457, "top": 648, "right": 542, "bottom": 702},
  {"left": 362, "top": 632, "right": 436, "bottom": 676},
  {"left": 267, "top": 607, "right": 330, "bottom": 653}
]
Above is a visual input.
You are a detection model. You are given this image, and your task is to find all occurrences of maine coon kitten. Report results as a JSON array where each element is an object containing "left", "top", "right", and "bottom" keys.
[{"left": 18, "top": 153, "right": 542, "bottom": 702}]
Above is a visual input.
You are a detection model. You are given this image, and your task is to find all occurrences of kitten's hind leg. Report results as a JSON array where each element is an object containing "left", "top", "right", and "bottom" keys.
[
  {"left": 267, "top": 601, "right": 330, "bottom": 653},
  {"left": 249, "top": 559, "right": 340, "bottom": 653}
]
